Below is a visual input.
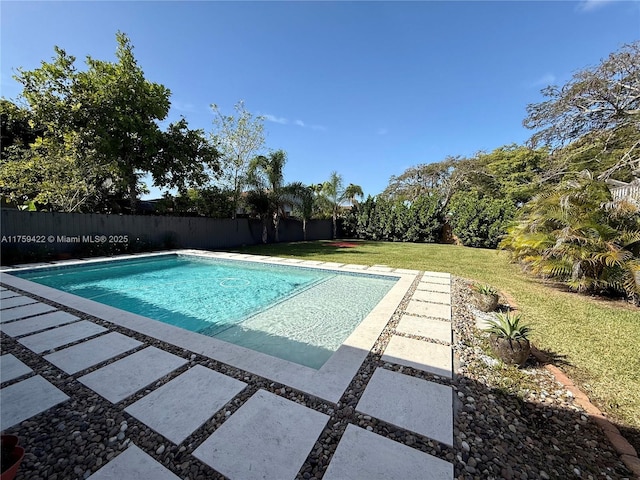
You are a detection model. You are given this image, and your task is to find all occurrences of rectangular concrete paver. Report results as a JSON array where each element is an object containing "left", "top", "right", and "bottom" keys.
[
  {"left": 382, "top": 336, "right": 452, "bottom": 378},
  {"left": 406, "top": 300, "right": 451, "bottom": 320},
  {"left": 0, "top": 354, "right": 33, "bottom": 382},
  {"left": 356, "top": 368, "right": 453, "bottom": 446},
  {"left": 0, "top": 375, "right": 69, "bottom": 430},
  {"left": 0, "top": 303, "right": 57, "bottom": 323},
  {"left": 416, "top": 282, "right": 451, "bottom": 293},
  {"left": 126, "top": 365, "right": 247, "bottom": 444},
  {"left": 368, "top": 265, "right": 394, "bottom": 272},
  {"left": 1, "top": 311, "right": 79, "bottom": 337},
  {"left": 393, "top": 268, "right": 420, "bottom": 275},
  {"left": 79, "top": 347, "right": 187, "bottom": 403},
  {"left": 87, "top": 444, "right": 181, "bottom": 480},
  {"left": 45, "top": 332, "right": 143, "bottom": 374},
  {"left": 1, "top": 295, "right": 39, "bottom": 310},
  {"left": 193, "top": 389, "right": 328, "bottom": 480},
  {"left": 412, "top": 289, "right": 451, "bottom": 305},
  {"left": 420, "top": 276, "right": 450, "bottom": 285},
  {"left": 0, "top": 290, "right": 21, "bottom": 300},
  {"left": 324, "top": 424, "right": 452, "bottom": 480},
  {"left": 18, "top": 321, "right": 107, "bottom": 354},
  {"left": 423, "top": 271, "right": 451, "bottom": 278},
  {"left": 396, "top": 315, "right": 452, "bottom": 343}
]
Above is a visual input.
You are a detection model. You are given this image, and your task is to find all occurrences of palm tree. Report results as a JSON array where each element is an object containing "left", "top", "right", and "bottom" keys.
[
  {"left": 501, "top": 171, "right": 640, "bottom": 303},
  {"left": 319, "top": 171, "right": 364, "bottom": 239},
  {"left": 246, "top": 150, "right": 296, "bottom": 243},
  {"left": 288, "top": 182, "right": 315, "bottom": 241}
]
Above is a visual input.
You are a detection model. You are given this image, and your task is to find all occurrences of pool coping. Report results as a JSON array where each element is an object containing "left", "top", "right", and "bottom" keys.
[{"left": 0, "top": 250, "right": 418, "bottom": 403}]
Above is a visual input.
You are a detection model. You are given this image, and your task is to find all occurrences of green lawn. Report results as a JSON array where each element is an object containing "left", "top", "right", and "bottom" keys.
[{"left": 233, "top": 240, "right": 640, "bottom": 430}]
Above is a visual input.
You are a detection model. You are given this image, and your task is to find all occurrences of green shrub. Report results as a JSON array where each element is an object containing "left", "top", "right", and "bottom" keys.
[
  {"left": 344, "top": 195, "right": 443, "bottom": 243},
  {"left": 500, "top": 172, "right": 640, "bottom": 303},
  {"left": 448, "top": 190, "right": 516, "bottom": 248}
]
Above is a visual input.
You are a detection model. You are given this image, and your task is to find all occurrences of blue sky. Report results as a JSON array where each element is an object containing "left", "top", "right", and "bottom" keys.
[{"left": 2, "top": 1, "right": 639, "bottom": 199}]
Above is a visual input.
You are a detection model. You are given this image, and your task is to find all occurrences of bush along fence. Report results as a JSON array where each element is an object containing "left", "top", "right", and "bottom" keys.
[{"left": 0, "top": 210, "right": 333, "bottom": 265}]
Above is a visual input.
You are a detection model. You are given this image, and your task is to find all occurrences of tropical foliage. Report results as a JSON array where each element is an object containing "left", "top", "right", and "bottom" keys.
[
  {"left": 500, "top": 172, "right": 640, "bottom": 303},
  {"left": 246, "top": 150, "right": 301, "bottom": 242},
  {"left": 316, "top": 171, "right": 363, "bottom": 239}
]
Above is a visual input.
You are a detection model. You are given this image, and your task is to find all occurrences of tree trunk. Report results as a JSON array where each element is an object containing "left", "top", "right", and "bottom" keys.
[
  {"left": 303, "top": 218, "right": 307, "bottom": 241},
  {"left": 128, "top": 175, "right": 138, "bottom": 214},
  {"left": 332, "top": 213, "right": 337, "bottom": 239},
  {"left": 273, "top": 212, "right": 280, "bottom": 243}
]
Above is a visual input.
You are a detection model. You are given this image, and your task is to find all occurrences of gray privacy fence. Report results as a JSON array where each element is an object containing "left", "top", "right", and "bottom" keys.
[{"left": 0, "top": 210, "right": 333, "bottom": 264}]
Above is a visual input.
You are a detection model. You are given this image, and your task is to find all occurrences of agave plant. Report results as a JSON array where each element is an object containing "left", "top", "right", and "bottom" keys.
[
  {"left": 485, "top": 312, "right": 532, "bottom": 366},
  {"left": 473, "top": 284, "right": 498, "bottom": 296},
  {"left": 484, "top": 312, "right": 531, "bottom": 341}
]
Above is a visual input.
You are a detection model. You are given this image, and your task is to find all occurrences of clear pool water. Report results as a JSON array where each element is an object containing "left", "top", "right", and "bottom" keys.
[{"left": 15, "top": 255, "right": 398, "bottom": 368}]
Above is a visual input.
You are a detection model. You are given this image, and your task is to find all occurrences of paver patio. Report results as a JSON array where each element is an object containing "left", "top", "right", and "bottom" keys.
[
  {"left": 1, "top": 295, "right": 39, "bottom": 309},
  {"left": 419, "top": 276, "right": 451, "bottom": 285},
  {"left": 324, "top": 424, "right": 453, "bottom": 480},
  {"left": 44, "top": 331, "right": 143, "bottom": 374},
  {"left": 382, "top": 335, "right": 453, "bottom": 378},
  {"left": 1, "top": 311, "right": 79, "bottom": 337},
  {"left": 0, "top": 353, "right": 33, "bottom": 382},
  {"left": 416, "top": 281, "right": 451, "bottom": 293},
  {"left": 0, "top": 290, "right": 21, "bottom": 299},
  {"left": 79, "top": 346, "right": 187, "bottom": 403},
  {"left": 405, "top": 299, "right": 452, "bottom": 320},
  {"left": 87, "top": 444, "right": 181, "bottom": 480},
  {"left": 0, "top": 302, "right": 56, "bottom": 322},
  {"left": 126, "top": 365, "right": 247, "bottom": 444},
  {"left": 396, "top": 314, "right": 452, "bottom": 343},
  {"left": 356, "top": 367, "right": 453, "bottom": 446},
  {"left": 0, "top": 375, "right": 69, "bottom": 430},
  {"left": 18, "top": 320, "right": 107, "bottom": 353},
  {"left": 412, "top": 289, "right": 451, "bottom": 304},
  {"left": 193, "top": 389, "right": 329, "bottom": 480}
]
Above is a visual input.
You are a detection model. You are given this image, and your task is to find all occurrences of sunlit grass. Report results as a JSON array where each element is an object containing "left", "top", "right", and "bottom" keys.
[{"left": 234, "top": 240, "right": 640, "bottom": 430}]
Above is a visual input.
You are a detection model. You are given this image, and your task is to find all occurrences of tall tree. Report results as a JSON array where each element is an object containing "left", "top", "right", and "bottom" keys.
[
  {"left": 211, "top": 101, "right": 265, "bottom": 218},
  {"left": 247, "top": 150, "right": 301, "bottom": 242},
  {"left": 524, "top": 41, "right": 640, "bottom": 181},
  {"left": 382, "top": 156, "right": 470, "bottom": 208},
  {"left": 8, "top": 32, "right": 218, "bottom": 212},
  {"left": 0, "top": 99, "right": 40, "bottom": 157},
  {"left": 318, "top": 171, "right": 363, "bottom": 239},
  {"left": 288, "top": 182, "right": 316, "bottom": 241}
]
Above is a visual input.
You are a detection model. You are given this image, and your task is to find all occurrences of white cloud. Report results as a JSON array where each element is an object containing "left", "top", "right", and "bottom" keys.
[
  {"left": 263, "top": 113, "right": 289, "bottom": 124},
  {"left": 528, "top": 73, "right": 556, "bottom": 88},
  {"left": 171, "top": 100, "right": 197, "bottom": 113},
  {"left": 261, "top": 112, "right": 326, "bottom": 131},
  {"left": 576, "top": 0, "right": 617, "bottom": 12}
]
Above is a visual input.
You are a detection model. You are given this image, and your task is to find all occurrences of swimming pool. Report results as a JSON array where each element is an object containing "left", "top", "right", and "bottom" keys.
[{"left": 13, "top": 254, "right": 398, "bottom": 369}]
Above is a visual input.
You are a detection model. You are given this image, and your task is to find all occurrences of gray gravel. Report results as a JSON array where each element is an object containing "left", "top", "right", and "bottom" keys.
[{"left": 0, "top": 274, "right": 633, "bottom": 479}]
